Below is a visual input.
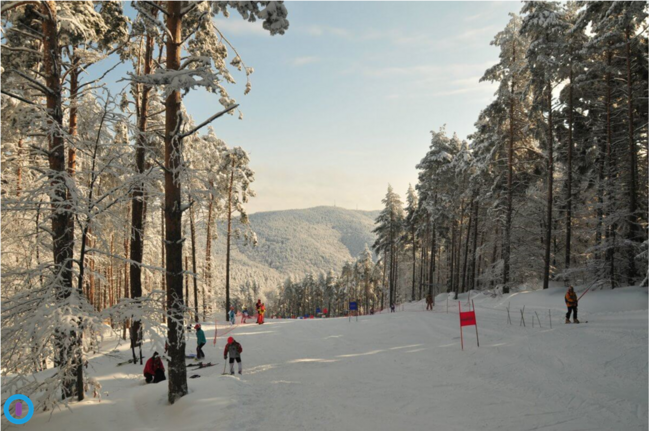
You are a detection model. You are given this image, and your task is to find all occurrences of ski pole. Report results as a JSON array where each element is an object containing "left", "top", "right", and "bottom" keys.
[
  {"left": 222, "top": 361, "right": 227, "bottom": 375},
  {"left": 577, "top": 287, "right": 591, "bottom": 302}
]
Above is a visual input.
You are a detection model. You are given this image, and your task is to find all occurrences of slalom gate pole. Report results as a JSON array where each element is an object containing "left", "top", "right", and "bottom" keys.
[
  {"left": 459, "top": 302, "right": 464, "bottom": 350},
  {"left": 473, "top": 300, "right": 479, "bottom": 347},
  {"left": 213, "top": 319, "right": 218, "bottom": 346}
]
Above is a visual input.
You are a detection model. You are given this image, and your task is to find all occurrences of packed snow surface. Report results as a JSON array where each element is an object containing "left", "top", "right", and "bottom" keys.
[{"left": 14, "top": 286, "right": 649, "bottom": 431}]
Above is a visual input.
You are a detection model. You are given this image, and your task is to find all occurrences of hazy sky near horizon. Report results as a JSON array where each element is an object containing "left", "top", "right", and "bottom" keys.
[{"left": 106, "top": 2, "right": 522, "bottom": 213}]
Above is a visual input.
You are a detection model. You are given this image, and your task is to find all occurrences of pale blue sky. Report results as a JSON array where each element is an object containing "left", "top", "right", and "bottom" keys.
[{"left": 104, "top": 2, "right": 522, "bottom": 213}]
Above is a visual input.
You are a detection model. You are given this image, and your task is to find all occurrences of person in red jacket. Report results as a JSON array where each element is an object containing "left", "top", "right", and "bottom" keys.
[
  {"left": 258, "top": 303, "right": 266, "bottom": 324},
  {"left": 255, "top": 299, "right": 262, "bottom": 324},
  {"left": 223, "top": 336, "right": 243, "bottom": 375},
  {"left": 143, "top": 352, "right": 166, "bottom": 383}
]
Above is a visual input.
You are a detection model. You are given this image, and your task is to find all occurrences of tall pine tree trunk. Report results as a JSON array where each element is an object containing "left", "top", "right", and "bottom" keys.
[
  {"left": 428, "top": 224, "right": 436, "bottom": 302},
  {"left": 16, "top": 138, "right": 23, "bottom": 196},
  {"left": 462, "top": 201, "right": 473, "bottom": 293},
  {"left": 543, "top": 84, "right": 554, "bottom": 289},
  {"left": 43, "top": 1, "right": 77, "bottom": 400},
  {"left": 625, "top": 27, "right": 639, "bottom": 284},
  {"left": 130, "top": 26, "right": 155, "bottom": 360},
  {"left": 411, "top": 228, "right": 416, "bottom": 301},
  {"left": 203, "top": 193, "right": 214, "bottom": 320},
  {"left": 161, "top": 205, "right": 166, "bottom": 320},
  {"left": 225, "top": 168, "right": 235, "bottom": 321},
  {"left": 605, "top": 49, "right": 616, "bottom": 286},
  {"left": 164, "top": 1, "right": 187, "bottom": 403},
  {"left": 470, "top": 201, "right": 479, "bottom": 290},
  {"left": 503, "top": 50, "right": 516, "bottom": 294},
  {"left": 190, "top": 205, "right": 199, "bottom": 322},
  {"left": 565, "top": 63, "right": 573, "bottom": 273}
]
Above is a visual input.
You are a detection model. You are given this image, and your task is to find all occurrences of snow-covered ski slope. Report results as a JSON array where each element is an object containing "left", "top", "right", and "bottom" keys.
[{"left": 17, "top": 286, "right": 648, "bottom": 431}]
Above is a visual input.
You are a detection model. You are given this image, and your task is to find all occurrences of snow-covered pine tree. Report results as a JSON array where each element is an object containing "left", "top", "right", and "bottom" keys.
[
  {"left": 403, "top": 184, "right": 419, "bottom": 301},
  {"left": 521, "top": 1, "right": 569, "bottom": 289},
  {"left": 126, "top": 1, "right": 288, "bottom": 403},
  {"left": 373, "top": 185, "right": 404, "bottom": 307},
  {"left": 220, "top": 146, "right": 257, "bottom": 321},
  {"left": 480, "top": 12, "right": 531, "bottom": 293}
]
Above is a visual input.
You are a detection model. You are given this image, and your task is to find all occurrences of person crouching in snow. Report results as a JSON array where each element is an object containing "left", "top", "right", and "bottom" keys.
[
  {"left": 143, "top": 352, "right": 166, "bottom": 383},
  {"left": 195, "top": 324, "right": 207, "bottom": 359},
  {"left": 224, "top": 337, "right": 243, "bottom": 375},
  {"left": 565, "top": 285, "right": 580, "bottom": 324}
]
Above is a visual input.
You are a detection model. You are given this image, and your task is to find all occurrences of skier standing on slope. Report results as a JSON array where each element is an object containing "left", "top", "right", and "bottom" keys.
[
  {"left": 242, "top": 307, "right": 249, "bottom": 324},
  {"left": 390, "top": 303, "right": 395, "bottom": 313},
  {"left": 224, "top": 336, "right": 243, "bottom": 375},
  {"left": 195, "top": 324, "right": 207, "bottom": 359},
  {"left": 229, "top": 306, "right": 236, "bottom": 325},
  {"left": 426, "top": 294, "right": 433, "bottom": 310},
  {"left": 258, "top": 303, "right": 266, "bottom": 324},
  {"left": 565, "top": 286, "right": 580, "bottom": 324},
  {"left": 143, "top": 352, "right": 166, "bottom": 383}
]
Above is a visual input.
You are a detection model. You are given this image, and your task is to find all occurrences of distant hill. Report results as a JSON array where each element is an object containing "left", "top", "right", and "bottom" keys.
[{"left": 211, "top": 206, "right": 379, "bottom": 292}]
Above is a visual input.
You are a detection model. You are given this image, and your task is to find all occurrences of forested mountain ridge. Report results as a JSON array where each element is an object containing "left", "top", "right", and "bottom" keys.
[{"left": 212, "top": 206, "right": 379, "bottom": 291}]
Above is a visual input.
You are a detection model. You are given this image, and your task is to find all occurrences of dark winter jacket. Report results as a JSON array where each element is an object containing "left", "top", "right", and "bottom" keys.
[
  {"left": 565, "top": 290, "right": 578, "bottom": 307},
  {"left": 144, "top": 356, "right": 165, "bottom": 376},
  {"left": 224, "top": 341, "right": 242, "bottom": 359}
]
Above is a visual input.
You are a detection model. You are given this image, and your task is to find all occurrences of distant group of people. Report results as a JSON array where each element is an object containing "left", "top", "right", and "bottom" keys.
[
  {"left": 144, "top": 287, "right": 585, "bottom": 384},
  {"left": 231, "top": 300, "right": 266, "bottom": 325}
]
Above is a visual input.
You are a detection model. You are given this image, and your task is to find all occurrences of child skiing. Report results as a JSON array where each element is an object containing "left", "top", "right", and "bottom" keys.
[
  {"left": 195, "top": 324, "right": 206, "bottom": 359},
  {"left": 229, "top": 306, "right": 236, "bottom": 325},
  {"left": 241, "top": 307, "right": 249, "bottom": 324},
  {"left": 565, "top": 285, "right": 580, "bottom": 324},
  {"left": 223, "top": 336, "right": 243, "bottom": 375},
  {"left": 143, "top": 352, "right": 166, "bottom": 384}
]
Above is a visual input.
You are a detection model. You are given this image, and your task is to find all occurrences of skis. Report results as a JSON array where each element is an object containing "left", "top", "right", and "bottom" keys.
[
  {"left": 116, "top": 359, "right": 136, "bottom": 366},
  {"left": 187, "top": 362, "right": 215, "bottom": 369}
]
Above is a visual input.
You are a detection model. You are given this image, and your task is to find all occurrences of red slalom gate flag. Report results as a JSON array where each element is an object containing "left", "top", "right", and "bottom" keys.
[
  {"left": 459, "top": 300, "right": 480, "bottom": 350},
  {"left": 460, "top": 311, "right": 476, "bottom": 327}
]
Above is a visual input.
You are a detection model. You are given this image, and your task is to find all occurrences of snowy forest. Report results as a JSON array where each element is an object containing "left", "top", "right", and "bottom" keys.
[
  {"left": 0, "top": 0, "right": 648, "bottom": 420},
  {"left": 269, "top": 2, "right": 649, "bottom": 317},
  {"left": 1, "top": 1, "right": 288, "bottom": 407}
]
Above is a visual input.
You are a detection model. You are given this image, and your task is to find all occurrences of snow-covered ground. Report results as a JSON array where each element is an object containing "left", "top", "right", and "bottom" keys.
[{"left": 12, "top": 286, "right": 649, "bottom": 431}]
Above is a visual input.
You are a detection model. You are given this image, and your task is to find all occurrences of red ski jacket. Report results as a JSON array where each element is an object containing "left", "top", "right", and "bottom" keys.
[
  {"left": 224, "top": 341, "right": 243, "bottom": 359},
  {"left": 143, "top": 357, "right": 164, "bottom": 375}
]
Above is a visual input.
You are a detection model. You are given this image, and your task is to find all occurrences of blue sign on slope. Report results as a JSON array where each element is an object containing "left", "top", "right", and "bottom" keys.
[{"left": 349, "top": 302, "right": 358, "bottom": 311}]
